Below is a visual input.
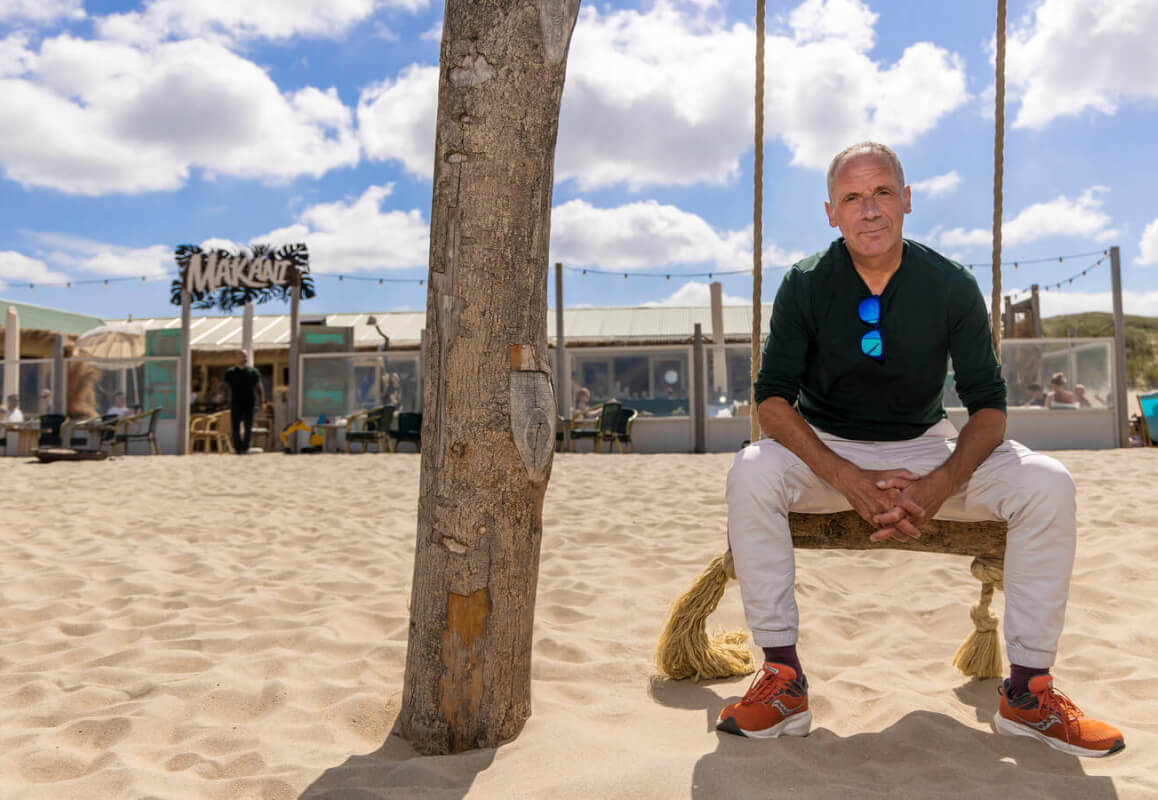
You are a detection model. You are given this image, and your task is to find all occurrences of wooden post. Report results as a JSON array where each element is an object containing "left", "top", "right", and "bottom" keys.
[
  {"left": 1110, "top": 245, "right": 1129, "bottom": 447},
  {"left": 990, "top": 0, "right": 1007, "bottom": 358},
  {"left": 1003, "top": 295, "right": 1013, "bottom": 338},
  {"left": 750, "top": 0, "right": 765, "bottom": 444},
  {"left": 242, "top": 302, "right": 254, "bottom": 363},
  {"left": 709, "top": 281, "right": 726, "bottom": 398},
  {"left": 399, "top": 0, "right": 580, "bottom": 756},
  {"left": 554, "top": 262, "right": 569, "bottom": 450},
  {"left": 177, "top": 289, "right": 192, "bottom": 454},
  {"left": 1030, "top": 284, "right": 1042, "bottom": 338},
  {"left": 287, "top": 281, "right": 301, "bottom": 453},
  {"left": 417, "top": 327, "right": 426, "bottom": 414},
  {"left": 693, "top": 323, "right": 706, "bottom": 453},
  {"left": 52, "top": 335, "right": 65, "bottom": 415}
]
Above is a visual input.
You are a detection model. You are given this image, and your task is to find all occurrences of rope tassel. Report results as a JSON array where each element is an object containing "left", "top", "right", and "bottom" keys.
[
  {"left": 952, "top": 555, "right": 1005, "bottom": 679},
  {"left": 654, "top": 550, "right": 756, "bottom": 681}
]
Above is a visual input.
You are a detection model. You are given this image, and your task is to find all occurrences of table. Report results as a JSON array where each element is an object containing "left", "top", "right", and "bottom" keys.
[
  {"left": 317, "top": 421, "right": 348, "bottom": 453},
  {"left": 2, "top": 422, "right": 45, "bottom": 457},
  {"left": 73, "top": 418, "right": 118, "bottom": 452}
]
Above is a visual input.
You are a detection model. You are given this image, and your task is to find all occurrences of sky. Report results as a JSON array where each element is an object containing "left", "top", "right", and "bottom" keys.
[{"left": 1, "top": 0, "right": 1157, "bottom": 324}]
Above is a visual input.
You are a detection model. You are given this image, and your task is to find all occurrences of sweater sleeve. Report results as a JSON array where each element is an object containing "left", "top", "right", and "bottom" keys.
[
  {"left": 948, "top": 275, "right": 1007, "bottom": 415},
  {"left": 753, "top": 270, "right": 810, "bottom": 407}
]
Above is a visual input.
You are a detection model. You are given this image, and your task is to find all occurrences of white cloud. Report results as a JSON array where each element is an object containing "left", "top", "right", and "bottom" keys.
[
  {"left": 357, "top": 64, "right": 438, "bottom": 179},
  {"left": 1137, "top": 217, "right": 1158, "bottom": 266},
  {"left": 256, "top": 184, "right": 430, "bottom": 273},
  {"left": 357, "top": 0, "right": 968, "bottom": 192},
  {"left": 0, "top": 0, "right": 84, "bottom": 24},
  {"left": 0, "top": 250, "right": 68, "bottom": 290},
  {"left": 0, "top": 35, "right": 360, "bottom": 194},
  {"left": 643, "top": 280, "right": 748, "bottom": 307},
  {"left": 31, "top": 233, "right": 174, "bottom": 278},
  {"left": 0, "top": 34, "right": 32, "bottom": 76},
  {"left": 910, "top": 170, "right": 960, "bottom": 198},
  {"left": 96, "top": 0, "right": 427, "bottom": 46},
  {"left": 549, "top": 199, "right": 803, "bottom": 271},
  {"left": 935, "top": 188, "right": 1115, "bottom": 250},
  {"left": 1007, "top": 0, "right": 1158, "bottom": 128}
]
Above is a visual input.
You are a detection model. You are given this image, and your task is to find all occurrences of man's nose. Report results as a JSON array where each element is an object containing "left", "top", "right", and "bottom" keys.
[{"left": 861, "top": 196, "right": 881, "bottom": 217}]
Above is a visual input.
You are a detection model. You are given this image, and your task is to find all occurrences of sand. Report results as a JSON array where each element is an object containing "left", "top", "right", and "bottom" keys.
[{"left": 1, "top": 449, "right": 1156, "bottom": 799}]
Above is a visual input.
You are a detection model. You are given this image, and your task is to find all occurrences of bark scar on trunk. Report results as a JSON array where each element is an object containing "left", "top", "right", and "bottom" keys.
[
  {"left": 450, "top": 54, "right": 496, "bottom": 88},
  {"left": 510, "top": 371, "right": 555, "bottom": 482},
  {"left": 538, "top": 0, "right": 581, "bottom": 64},
  {"left": 439, "top": 588, "right": 490, "bottom": 752}
]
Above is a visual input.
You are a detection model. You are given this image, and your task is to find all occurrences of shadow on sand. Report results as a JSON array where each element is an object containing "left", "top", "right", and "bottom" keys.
[
  {"left": 650, "top": 675, "right": 1118, "bottom": 800},
  {"left": 298, "top": 719, "right": 497, "bottom": 800}
]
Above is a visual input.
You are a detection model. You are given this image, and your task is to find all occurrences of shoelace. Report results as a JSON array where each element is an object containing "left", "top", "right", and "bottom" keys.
[
  {"left": 741, "top": 668, "right": 789, "bottom": 705},
  {"left": 1035, "top": 683, "right": 1084, "bottom": 724}
]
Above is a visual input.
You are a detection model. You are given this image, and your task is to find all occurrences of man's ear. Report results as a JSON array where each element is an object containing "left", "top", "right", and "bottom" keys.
[
  {"left": 824, "top": 200, "right": 837, "bottom": 228},
  {"left": 903, "top": 185, "right": 912, "bottom": 214}
]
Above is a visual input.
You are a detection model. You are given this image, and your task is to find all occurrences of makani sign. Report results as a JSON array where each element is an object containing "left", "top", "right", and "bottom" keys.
[{"left": 170, "top": 243, "right": 315, "bottom": 311}]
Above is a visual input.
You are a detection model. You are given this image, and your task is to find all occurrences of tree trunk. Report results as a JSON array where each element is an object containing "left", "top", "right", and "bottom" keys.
[{"left": 399, "top": 0, "right": 581, "bottom": 755}]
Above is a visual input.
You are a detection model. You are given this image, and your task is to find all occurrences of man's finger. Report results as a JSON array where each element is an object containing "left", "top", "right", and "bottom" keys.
[
  {"left": 896, "top": 518, "right": 923, "bottom": 538},
  {"left": 898, "top": 497, "right": 927, "bottom": 519},
  {"left": 872, "top": 507, "right": 906, "bottom": 526},
  {"left": 875, "top": 477, "right": 915, "bottom": 490}
]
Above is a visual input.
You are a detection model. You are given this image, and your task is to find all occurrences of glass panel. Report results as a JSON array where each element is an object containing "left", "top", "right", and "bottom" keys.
[
  {"left": 572, "top": 358, "right": 611, "bottom": 403},
  {"left": 649, "top": 355, "right": 689, "bottom": 416},
  {"left": 63, "top": 358, "right": 179, "bottom": 419},
  {"left": 301, "top": 352, "right": 420, "bottom": 420},
  {"left": 945, "top": 339, "right": 1114, "bottom": 410},
  {"left": 612, "top": 356, "right": 649, "bottom": 399},
  {"left": 2, "top": 360, "right": 55, "bottom": 419}
]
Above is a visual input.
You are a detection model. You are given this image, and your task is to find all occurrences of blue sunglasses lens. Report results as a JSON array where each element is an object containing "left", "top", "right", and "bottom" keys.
[
  {"left": 861, "top": 329, "right": 883, "bottom": 360},
  {"left": 858, "top": 296, "right": 880, "bottom": 325}
]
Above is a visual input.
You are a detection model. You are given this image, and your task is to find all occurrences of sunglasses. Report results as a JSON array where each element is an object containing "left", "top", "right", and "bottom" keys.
[{"left": 858, "top": 295, "right": 883, "bottom": 361}]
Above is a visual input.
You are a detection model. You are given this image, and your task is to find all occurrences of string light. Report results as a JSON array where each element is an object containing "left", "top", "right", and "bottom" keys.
[{"left": 1005, "top": 254, "right": 1108, "bottom": 301}]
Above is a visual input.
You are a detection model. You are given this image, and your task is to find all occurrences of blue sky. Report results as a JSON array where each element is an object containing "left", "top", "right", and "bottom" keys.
[{"left": 1, "top": 0, "right": 1156, "bottom": 322}]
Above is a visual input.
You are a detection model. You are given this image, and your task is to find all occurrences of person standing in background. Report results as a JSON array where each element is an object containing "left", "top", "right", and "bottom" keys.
[{"left": 223, "top": 350, "right": 265, "bottom": 454}]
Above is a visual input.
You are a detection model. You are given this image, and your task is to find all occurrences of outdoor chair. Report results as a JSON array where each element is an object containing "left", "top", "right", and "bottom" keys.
[
  {"left": 390, "top": 412, "right": 422, "bottom": 452},
  {"left": 37, "top": 414, "right": 67, "bottom": 448},
  {"left": 112, "top": 407, "right": 161, "bottom": 455},
  {"left": 569, "top": 401, "right": 621, "bottom": 452},
  {"left": 346, "top": 405, "right": 395, "bottom": 453},
  {"left": 1140, "top": 392, "right": 1158, "bottom": 447},
  {"left": 612, "top": 407, "right": 638, "bottom": 453},
  {"left": 190, "top": 410, "right": 231, "bottom": 453}
]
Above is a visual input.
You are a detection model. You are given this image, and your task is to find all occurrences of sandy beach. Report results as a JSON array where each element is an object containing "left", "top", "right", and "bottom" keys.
[{"left": 1, "top": 448, "right": 1156, "bottom": 799}]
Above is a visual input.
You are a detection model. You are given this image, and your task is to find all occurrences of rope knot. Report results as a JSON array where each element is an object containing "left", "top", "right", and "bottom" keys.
[{"left": 969, "top": 555, "right": 1004, "bottom": 590}]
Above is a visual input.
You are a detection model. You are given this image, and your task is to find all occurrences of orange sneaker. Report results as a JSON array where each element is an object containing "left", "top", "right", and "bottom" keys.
[
  {"left": 717, "top": 662, "right": 811, "bottom": 738},
  {"left": 995, "top": 675, "right": 1125, "bottom": 757}
]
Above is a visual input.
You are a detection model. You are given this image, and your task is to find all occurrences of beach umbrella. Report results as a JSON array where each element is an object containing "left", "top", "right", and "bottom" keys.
[
  {"left": 3, "top": 307, "right": 18, "bottom": 400},
  {"left": 75, "top": 321, "right": 147, "bottom": 367},
  {"left": 75, "top": 322, "right": 147, "bottom": 406}
]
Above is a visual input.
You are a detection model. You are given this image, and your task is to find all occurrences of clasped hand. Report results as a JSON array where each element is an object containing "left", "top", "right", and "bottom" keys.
[{"left": 837, "top": 466, "right": 953, "bottom": 545}]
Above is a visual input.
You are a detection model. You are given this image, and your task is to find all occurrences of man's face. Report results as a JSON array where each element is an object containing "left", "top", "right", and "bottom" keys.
[
  {"left": 824, "top": 152, "right": 911, "bottom": 263},
  {"left": 236, "top": 351, "right": 248, "bottom": 367}
]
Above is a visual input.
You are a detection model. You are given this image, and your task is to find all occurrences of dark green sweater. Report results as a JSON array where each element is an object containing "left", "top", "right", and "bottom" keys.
[{"left": 754, "top": 238, "right": 1006, "bottom": 441}]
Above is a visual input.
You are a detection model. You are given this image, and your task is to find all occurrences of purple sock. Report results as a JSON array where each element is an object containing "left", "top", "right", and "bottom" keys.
[
  {"left": 762, "top": 646, "right": 802, "bottom": 680},
  {"left": 1008, "top": 664, "right": 1049, "bottom": 697}
]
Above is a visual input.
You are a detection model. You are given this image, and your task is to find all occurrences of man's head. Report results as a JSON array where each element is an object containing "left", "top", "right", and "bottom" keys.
[
  {"left": 236, "top": 349, "right": 249, "bottom": 367},
  {"left": 1027, "top": 383, "right": 1043, "bottom": 397},
  {"left": 112, "top": 391, "right": 125, "bottom": 406},
  {"left": 824, "top": 142, "right": 911, "bottom": 266},
  {"left": 5, "top": 393, "right": 18, "bottom": 410},
  {"left": 1050, "top": 371, "right": 1067, "bottom": 388}
]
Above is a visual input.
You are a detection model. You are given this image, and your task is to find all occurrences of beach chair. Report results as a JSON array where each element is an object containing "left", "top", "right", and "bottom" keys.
[
  {"left": 390, "top": 412, "right": 422, "bottom": 452},
  {"left": 612, "top": 407, "right": 638, "bottom": 453},
  {"left": 1139, "top": 392, "right": 1158, "bottom": 447},
  {"left": 112, "top": 407, "right": 161, "bottom": 455},
  {"left": 345, "top": 405, "right": 395, "bottom": 453}
]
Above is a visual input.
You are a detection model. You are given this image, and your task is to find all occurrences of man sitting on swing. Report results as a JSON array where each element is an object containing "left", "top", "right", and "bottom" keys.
[{"left": 717, "top": 142, "right": 1124, "bottom": 757}]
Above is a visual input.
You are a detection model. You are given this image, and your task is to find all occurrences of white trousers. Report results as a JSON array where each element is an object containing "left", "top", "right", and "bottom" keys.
[{"left": 726, "top": 420, "right": 1076, "bottom": 669}]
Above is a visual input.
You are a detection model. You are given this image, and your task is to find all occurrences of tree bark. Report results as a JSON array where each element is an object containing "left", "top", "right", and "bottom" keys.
[{"left": 399, "top": 0, "right": 581, "bottom": 755}]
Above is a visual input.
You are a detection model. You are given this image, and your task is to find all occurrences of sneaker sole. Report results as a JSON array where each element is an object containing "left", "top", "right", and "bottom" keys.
[
  {"left": 717, "top": 709, "right": 812, "bottom": 739},
  {"left": 993, "top": 712, "right": 1125, "bottom": 758}
]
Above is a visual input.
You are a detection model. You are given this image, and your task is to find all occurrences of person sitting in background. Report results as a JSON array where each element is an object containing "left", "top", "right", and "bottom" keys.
[
  {"left": 1074, "top": 384, "right": 1093, "bottom": 408},
  {"left": 1045, "top": 372, "right": 1079, "bottom": 409},
  {"left": 573, "top": 386, "right": 598, "bottom": 418},
  {"left": 1023, "top": 383, "right": 1045, "bottom": 407},
  {"left": 106, "top": 392, "right": 131, "bottom": 417},
  {"left": 39, "top": 388, "right": 53, "bottom": 415},
  {"left": 5, "top": 394, "right": 24, "bottom": 423}
]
